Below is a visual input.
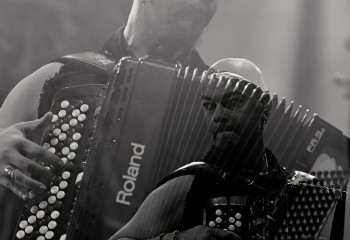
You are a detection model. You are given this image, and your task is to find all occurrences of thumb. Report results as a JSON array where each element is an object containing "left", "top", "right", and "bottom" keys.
[{"left": 16, "top": 112, "right": 53, "bottom": 139}]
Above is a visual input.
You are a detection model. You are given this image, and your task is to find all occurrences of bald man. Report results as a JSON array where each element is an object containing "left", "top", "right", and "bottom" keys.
[
  {"left": 0, "top": 0, "right": 218, "bottom": 239},
  {"left": 110, "top": 59, "right": 289, "bottom": 240}
]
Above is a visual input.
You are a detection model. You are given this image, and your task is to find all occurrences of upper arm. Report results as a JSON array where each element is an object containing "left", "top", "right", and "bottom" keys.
[
  {"left": 111, "top": 175, "right": 195, "bottom": 240},
  {"left": 0, "top": 62, "right": 63, "bottom": 128}
]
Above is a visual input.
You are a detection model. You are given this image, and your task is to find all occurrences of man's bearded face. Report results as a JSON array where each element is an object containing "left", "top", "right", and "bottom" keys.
[
  {"left": 201, "top": 76, "right": 265, "bottom": 153},
  {"left": 152, "top": 0, "right": 218, "bottom": 45}
]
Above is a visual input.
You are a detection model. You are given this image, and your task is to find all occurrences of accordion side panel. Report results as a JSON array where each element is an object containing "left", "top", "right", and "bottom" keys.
[
  {"left": 66, "top": 57, "right": 209, "bottom": 239},
  {"left": 13, "top": 84, "right": 106, "bottom": 240},
  {"left": 264, "top": 97, "right": 350, "bottom": 173}
]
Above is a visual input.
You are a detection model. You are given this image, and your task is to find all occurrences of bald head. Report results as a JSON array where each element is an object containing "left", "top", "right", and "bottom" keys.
[{"left": 208, "top": 58, "right": 266, "bottom": 90}]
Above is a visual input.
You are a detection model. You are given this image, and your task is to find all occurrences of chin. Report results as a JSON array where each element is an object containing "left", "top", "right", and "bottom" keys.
[{"left": 213, "top": 131, "right": 239, "bottom": 148}]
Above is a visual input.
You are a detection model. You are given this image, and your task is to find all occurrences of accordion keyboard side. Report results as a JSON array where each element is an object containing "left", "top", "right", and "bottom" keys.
[
  {"left": 14, "top": 57, "right": 213, "bottom": 240},
  {"left": 201, "top": 182, "right": 344, "bottom": 240},
  {"left": 66, "top": 57, "right": 190, "bottom": 239},
  {"left": 13, "top": 83, "right": 107, "bottom": 240}
]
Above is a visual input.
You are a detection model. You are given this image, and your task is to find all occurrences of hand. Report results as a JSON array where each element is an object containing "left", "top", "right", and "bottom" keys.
[
  {"left": 0, "top": 112, "right": 63, "bottom": 200},
  {"left": 177, "top": 225, "right": 241, "bottom": 240}
]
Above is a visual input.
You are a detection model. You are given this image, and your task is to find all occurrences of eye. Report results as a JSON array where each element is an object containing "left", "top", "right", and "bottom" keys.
[
  {"left": 203, "top": 102, "right": 216, "bottom": 112},
  {"left": 224, "top": 97, "right": 243, "bottom": 110}
]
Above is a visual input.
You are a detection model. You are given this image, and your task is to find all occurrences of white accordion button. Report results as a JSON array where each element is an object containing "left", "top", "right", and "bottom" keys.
[
  {"left": 72, "top": 133, "right": 81, "bottom": 141},
  {"left": 75, "top": 172, "right": 84, "bottom": 185},
  {"left": 51, "top": 115, "right": 58, "bottom": 123},
  {"left": 69, "top": 119, "right": 78, "bottom": 127},
  {"left": 51, "top": 210, "right": 60, "bottom": 219},
  {"left": 234, "top": 213, "right": 242, "bottom": 219},
  {"left": 78, "top": 114, "right": 86, "bottom": 122},
  {"left": 19, "top": 220, "right": 28, "bottom": 229},
  {"left": 235, "top": 221, "right": 242, "bottom": 227},
  {"left": 48, "top": 196, "right": 57, "bottom": 204},
  {"left": 30, "top": 206, "right": 39, "bottom": 214},
  {"left": 60, "top": 234, "right": 67, "bottom": 240},
  {"left": 215, "top": 217, "right": 222, "bottom": 224},
  {"left": 59, "top": 181, "right": 68, "bottom": 189},
  {"left": 47, "top": 147, "right": 56, "bottom": 153},
  {"left": 80, "top": 104, "right": 89, "bottom": 112},
  {"left": 25, "top": 225, "right": 33, "bottom": 234},
  {"left": 70, "top": 142, "right": 78, "bottom": 151},
  {"left": 37, "top": 236, "right": 45, "bottom": 240},
  {"left": 39, "top": 201, "right": 48, "bottom": 209},
  {"left": 16, "top": 230, "right": 25, "bottom": 239},
  {"left": 61, "top": 147, "right": 70, "bottom": 155},
  {"left": 229, "top": 225, "right": 235, "bottom": 231},
  {"left": 36, "top": 210, "right": 45, "bottom": 219},
  {"left": 228, "top": 217, "right": 235, "bottom": 223},
  {"left": 209, "top": 221, "right": 215, "bottom": 227},
  {"left": 61, "top": 157, "right": 68, "bottom": 165},
  {"left": 58, "top": 110, "right": 66, "bottom": 118},
  {"left": 42, "top": 143, "right": 50, "bottom": 149},
  {"left": 39, "top": 226, "right": 48, "bottom": 234},
  {"left": 62, "top": 171, "right": 71, "bottom": 179},
  {"left": 45, "top": 231, "right": 54, "bottom": 239},
  {"left": 61, "top": 100, "right": 70, "bottom": 109},
  {"left": 48, "top": 221, "right": 57, "bottom": 229},
  {"left": 215, "top": 209, "right": 222, "bottom": 216},
  {"left": 59, "top": 133, "right": 67, "bottom": 141},
  {"left": 50, "top": 186, "right": 59, "bottom": 194},
  {"left": 61, "top": 124, "right": 69, "bottom": 132},
  {"left": 57, "top": 191, "right": 65, "bottom": 199},
  {"left": 28, "top": 215, "right": 36, "bottom": 224},
  {"left": 53, "top": 128, "right": 61, "bottom": 136},
  {"left": 67, "top": 152, "right": 76, "bottom": 160},
  {"left": 50, "top": 138, "right": 58, "bottom": 146},
  {"left": 72, "top": 109, "right": 80, "bottom": 117},
  {"left": 52, "top": 128, "right": 62, "bottom": 137}
]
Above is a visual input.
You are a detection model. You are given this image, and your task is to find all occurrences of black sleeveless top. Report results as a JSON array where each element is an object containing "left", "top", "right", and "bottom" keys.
[{"left": 157, "top": 149, "right": 290, "bottom": 231}]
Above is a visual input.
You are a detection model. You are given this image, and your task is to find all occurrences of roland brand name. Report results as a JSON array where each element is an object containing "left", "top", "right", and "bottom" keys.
[{"left": 116, "top": 142, "right": 145, "bottom": 206}]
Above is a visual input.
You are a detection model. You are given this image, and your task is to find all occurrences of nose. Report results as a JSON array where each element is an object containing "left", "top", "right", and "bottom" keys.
[
  {"left": 212, "top": 105, "right": 229, "bottom": 124},
  {"left": 201, "top": 0, "right": 215, "bottom": 4},
  {"left": 200, "top": 0, "right": 218, "bottom": 10}
]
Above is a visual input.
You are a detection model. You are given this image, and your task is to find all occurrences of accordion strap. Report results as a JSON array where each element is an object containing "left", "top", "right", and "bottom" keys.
[
  {"left": 38, "top": 52, "right": 117, "bottom": 117},
  {"left": 156, "top": 162, "right": 223, "bottom": 188}
]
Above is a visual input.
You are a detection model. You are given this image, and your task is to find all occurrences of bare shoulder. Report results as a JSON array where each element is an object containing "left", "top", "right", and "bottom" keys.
[
  {"left": 0, "top": 62, "right": 63, "bottom": 128},
  {"left": 111, "top": 175, "right": 195, "bottom": 240}
]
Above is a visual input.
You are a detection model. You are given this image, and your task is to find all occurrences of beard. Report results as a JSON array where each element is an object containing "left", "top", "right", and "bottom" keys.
[{"left": 206, "top": 128, "right": 264, "bottom": 174}]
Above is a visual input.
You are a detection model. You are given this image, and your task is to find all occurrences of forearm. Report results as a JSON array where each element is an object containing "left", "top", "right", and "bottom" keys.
[{"left": 111, "top": 230, "right": 179, "bottom": 240}]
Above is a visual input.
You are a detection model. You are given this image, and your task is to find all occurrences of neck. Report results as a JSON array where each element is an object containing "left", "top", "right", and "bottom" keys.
[
  {"left": 207, "top": 136, "right": 267, "bottom": 175},
  {"left": 124, "top": 3, "right": 194, "bottom": 59}
]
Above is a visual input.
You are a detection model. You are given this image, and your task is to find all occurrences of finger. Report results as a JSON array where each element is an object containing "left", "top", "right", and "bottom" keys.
[
  {"left": 12, "top": 168, "right": 47, "bottom": 194},
  {"left": 18, "top": 138, "right": 64, "bottom": 169},
  {"left": 1, "top": 167, "right": 33, "bottom": 200},
  {"left": 5, "top": 179, "right": 30, "bottom": 200},
  {"left": 15, "top": 112, "right": 53, "bottom": 140},
  {"left": 210, "top": 228, "right": 241, "bottom": 240},
  {"left": 10, "top": 151, "right": 54, "bottom": 182}
]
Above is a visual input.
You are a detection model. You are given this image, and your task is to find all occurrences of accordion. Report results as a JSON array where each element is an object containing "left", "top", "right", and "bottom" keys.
[
  {"left": 202, "top": 172, "right": 349, "bottom": 240},
  {"left": 13, "top": 53, "right": 350, "bottom": 240},
  {"left": 13, "top": 54, "right": 212, "bottom": 240}
]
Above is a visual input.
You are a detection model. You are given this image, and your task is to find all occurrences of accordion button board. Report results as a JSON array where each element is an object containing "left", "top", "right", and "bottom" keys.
[
  {"left": 203, "top": 196, "right": 249, "bottom": 237},
  {"left": 14, "top": 56, "right": 210, "bottom": 239},
  {"left": 14, "top": 83, "right": 106, "bottom": 240}
]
